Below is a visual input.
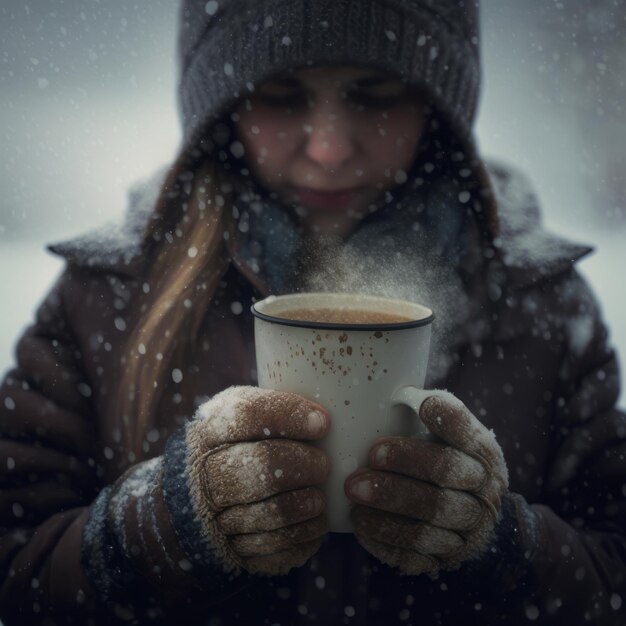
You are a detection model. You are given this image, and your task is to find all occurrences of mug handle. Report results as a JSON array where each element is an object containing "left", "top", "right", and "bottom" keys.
[{"left": 391, "top": 386, "right": 431, "bottom": 436}]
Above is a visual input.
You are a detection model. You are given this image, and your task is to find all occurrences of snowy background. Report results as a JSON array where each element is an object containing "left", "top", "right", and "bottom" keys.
[{"left": 1, "top": 1, "right": 625, "bottom": 404}]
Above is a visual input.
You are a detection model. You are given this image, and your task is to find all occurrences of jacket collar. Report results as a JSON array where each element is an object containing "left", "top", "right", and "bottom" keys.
[
  {"left": 47, "top": 160, "right": 592, "bottom": 289},
  {"left": 488, "top": 161, "right": 593, "bottom": 289},
  {"left": 46, "top": 166, "right": 168, "bottom": 279}
]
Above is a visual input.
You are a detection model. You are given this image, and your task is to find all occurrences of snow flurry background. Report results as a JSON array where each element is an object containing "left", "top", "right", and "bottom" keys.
[{"left": 1, "top": 1, "right": 625, "bottom": 405}]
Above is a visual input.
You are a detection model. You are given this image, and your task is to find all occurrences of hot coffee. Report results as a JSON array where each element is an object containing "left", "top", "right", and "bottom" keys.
[{"left": 277, "top": 307, "right": 414, "bottom": 325}]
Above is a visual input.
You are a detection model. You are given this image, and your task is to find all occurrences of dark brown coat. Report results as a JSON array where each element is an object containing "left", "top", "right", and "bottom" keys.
[{"left": 1, "top": 164, "right": 625, "bottom": 625}]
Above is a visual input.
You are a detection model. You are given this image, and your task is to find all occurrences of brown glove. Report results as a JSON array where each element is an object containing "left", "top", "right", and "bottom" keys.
[
  {"left": 345, "top": 390, "right": 509, "bottom": 577},
  {"left": 182, "top": 386, "right": 331, "bottom": 576}
]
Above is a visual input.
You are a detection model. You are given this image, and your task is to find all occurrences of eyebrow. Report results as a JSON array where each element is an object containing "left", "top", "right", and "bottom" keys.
[{"left": 353, "top": 76, "right": 398, "bottom": 87}]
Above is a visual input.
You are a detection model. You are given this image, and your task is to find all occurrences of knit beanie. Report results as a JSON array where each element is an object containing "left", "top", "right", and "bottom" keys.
[{"left": 177, "top": 0, "right": 481, "bottom": 157}]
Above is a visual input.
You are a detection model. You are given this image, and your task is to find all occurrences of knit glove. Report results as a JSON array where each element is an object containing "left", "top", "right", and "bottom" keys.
[
  {"left": 81, "top": 386, "right": 331, "bottom": 618},
  {"left": 345, "top": 390, "right": 509, "bottom": 577},
  {"left": 164, "top": 386, "right": 331, "bottom": 577}
]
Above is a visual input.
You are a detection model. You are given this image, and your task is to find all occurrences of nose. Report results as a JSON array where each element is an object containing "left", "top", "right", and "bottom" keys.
[{"left": 304, "top": 100, "right": 356, "bottom": 170}]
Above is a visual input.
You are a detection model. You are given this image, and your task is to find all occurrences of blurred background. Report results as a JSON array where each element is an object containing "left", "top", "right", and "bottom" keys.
[{"left": 1, "top": 0, "right": 625, "bottom": 400}]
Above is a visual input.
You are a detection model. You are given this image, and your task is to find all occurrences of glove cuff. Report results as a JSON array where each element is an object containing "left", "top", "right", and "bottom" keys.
[
  {"left": 81, "top": 428, "right": 250, "bottom": 616},
  {"left": 82, "top": 462, "right": 162, "bottom": 611},
  {"left": 460, "top": 492, "right": 538, "bottom": 591},
  {"left": 162, "top": 426, "right": 244, "bottom": 581}
]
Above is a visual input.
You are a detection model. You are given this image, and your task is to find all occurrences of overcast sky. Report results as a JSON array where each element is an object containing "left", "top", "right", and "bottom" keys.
[{"left": 1, "top": 0, "right": 180, "bottom": 241}]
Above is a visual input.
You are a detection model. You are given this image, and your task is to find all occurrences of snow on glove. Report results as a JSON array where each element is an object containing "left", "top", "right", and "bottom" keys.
[
  {"left": 164, "top": 385, "right": 331, "bottom": 577},
  {"left": 345, "top": 390, "right": 509, "bottom": 578}
]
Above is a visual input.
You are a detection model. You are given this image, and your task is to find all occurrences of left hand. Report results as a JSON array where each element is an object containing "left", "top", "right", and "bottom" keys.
[{"left": 344, "top": 390, "right": 509, "bottom": 577}]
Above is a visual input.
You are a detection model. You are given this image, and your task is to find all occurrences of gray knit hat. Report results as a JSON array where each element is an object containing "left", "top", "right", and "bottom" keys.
[{"left": 177, "top": 0, "right": 481, "bottom": 156}]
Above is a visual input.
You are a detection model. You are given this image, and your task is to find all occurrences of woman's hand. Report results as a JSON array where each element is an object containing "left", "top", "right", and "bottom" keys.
[
  {"left": 344, "top": 390, "right": 509, "bottom": 577},
  {"left": 186, "top": 386, "right": 331, "bottom": 576}
]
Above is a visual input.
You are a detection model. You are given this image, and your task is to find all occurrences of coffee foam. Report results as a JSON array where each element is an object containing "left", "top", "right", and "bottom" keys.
[{"left": 276, "top": 307, "right": 414, "bottom": 325}]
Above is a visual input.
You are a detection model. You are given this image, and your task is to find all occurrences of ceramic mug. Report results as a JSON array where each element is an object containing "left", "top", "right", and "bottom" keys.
[{"left": 252, "top": 292, "right": 434, "bottom": 532}]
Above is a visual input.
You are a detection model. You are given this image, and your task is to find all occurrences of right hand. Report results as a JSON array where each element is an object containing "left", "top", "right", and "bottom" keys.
[{"left": 186, "top": 386, "right": 331, "bottom": 576}]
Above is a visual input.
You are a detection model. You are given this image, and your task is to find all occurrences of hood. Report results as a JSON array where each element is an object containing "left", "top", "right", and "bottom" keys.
[
  {"left": 172, "top": 0, "right": 499, "bottom": 243},
  {"left": 177, "top": 0, "right": 481, "bottom": 158}
]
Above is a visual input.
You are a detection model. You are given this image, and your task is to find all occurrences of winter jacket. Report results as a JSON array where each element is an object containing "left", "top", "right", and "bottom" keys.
[{"left": 0, "top": 162, "right": 624, "bottom": 625}]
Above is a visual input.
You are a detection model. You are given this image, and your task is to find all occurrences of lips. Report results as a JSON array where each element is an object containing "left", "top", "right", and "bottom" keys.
[{"left": 294, "top": 186, "right": 361, "bottom": 210}]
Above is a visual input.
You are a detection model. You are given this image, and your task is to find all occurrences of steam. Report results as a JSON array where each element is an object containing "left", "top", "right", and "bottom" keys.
[{"left": 296, "top": 235, "right": 486, "bottom": 384}]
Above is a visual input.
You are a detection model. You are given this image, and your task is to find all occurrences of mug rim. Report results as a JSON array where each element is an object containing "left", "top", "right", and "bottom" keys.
[{"left": 251, "top": 292, "right": 434, "bottom": 331}]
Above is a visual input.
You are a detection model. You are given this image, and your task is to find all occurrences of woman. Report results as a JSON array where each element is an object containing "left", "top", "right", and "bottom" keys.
[{"left": 1, "top": 0, "right": 624, "bottom": 624}]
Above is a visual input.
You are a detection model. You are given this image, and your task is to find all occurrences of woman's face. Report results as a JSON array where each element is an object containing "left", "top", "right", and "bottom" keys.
[{"left": 235, "top": 65, "right": 427, "bottom": 237}]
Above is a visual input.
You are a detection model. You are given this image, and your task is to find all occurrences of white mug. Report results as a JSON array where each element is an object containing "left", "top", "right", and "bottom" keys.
[{"left": 252, "top": 292, "right": 434, "bottom": 532}]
